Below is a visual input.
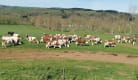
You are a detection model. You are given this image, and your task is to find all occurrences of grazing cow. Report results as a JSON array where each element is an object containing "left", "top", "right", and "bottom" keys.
[
  {"left": 113, "top": 35, "right": 121, "bottom": 43},
  {"left": 58, "top": 39, "right": 70, "bottom": 47},
  {"left": 70, "top": 34, "right": 80, "bottom": 42},
  {"left": 113, "top": 35, "right": 121, "bottom": 40},
  {"left": 84, "top": 34, "right": 92, "bottom": 39},
  {"left": 89, "top": 36, "right": 102, "bottom": 45},
  {"left": 43, "top": 33, "right": 52, "bottom": 37},
  {"left": 25, "top": 34, "right": 39, "bottom": 44},
  {"left": 1, "top": 36, "right": 14, "bottom": 48},
  {"left": 129, "top": 38, "right": 136, "bottom": 45},
  {"left": 1, "top": 35, "right": 22, "bottom": 48},
  {"left": 8, "top": 32, "right": 14, "bottom": 36},
  {"left": 46, "top": 40, "right": 61, "bottom": 48},
  {"left": 40, "top": 37, "right": 50, "bottom": 43},
  {"left": 104, "top": 40, "right": 116, "bottom": 47},
  {"left": 120, "top": 37, "right": 130, "bottom": 43},
  {"left": 75, "top": 38, "right": 88, "bottom": 46},
  {"left": 46, "top": 40, "right": 64, "bottom": 48},
  {"left": 91, "top": 40, "right": 101, "bottom": 45},
  {"left": 45, "top": 39, "right": 70, "bottom": 48}
]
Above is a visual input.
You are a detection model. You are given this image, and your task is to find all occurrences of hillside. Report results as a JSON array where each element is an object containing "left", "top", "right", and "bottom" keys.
[
  {"left": 0, "top": 5, "right": 137, "bottom": 34},
  {"left": 0, "top": 5, "right": 132, "bottom": 19}
]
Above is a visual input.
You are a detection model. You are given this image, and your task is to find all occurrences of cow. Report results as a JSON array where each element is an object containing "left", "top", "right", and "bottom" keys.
[
  {"left": 1, "top": 36, "right": 14, "bottom": 48},
  {"left": 120, "top": 37, "right": 130, "bottom": 43},
  {"left": 84, "top": 34, "right": 92, "bottom": 39},
  {"left": 88, "top": 36, "right": 102, "bottom": 45},
  {"left": 25, "top": 34, "right": 39, "bottom": 44},
  {"left": 75, "top": 38, "right": 88, "bottom": 46},
  {"left": 129, "top": 37, "right": 136, "bottom": 45},
  {"left": 40, "top": 36, "right": 50, "bottom": 43},
  {"left": 8, "top": 32, "right": 14, "bottom": 36},
  {"left": 46, "top": 39, "right": 70, "bottom": 48},
  {"left": 46, "top": 40, "right": 61, "bottom": 48},
  {"left": 113, "top": 35, "right": 121, "bottom": 43},
  {"left": 104, "top": 40, "right": 116, "bottom": 47},
  {"left": 70, "top": 34, "right": 80, "bottom": 42},
  {"left": 1, "top": 35, "right": 22, "bottom": 48},
  {"left": 113, "top": 35, "right": 121, "bottom": 40}
]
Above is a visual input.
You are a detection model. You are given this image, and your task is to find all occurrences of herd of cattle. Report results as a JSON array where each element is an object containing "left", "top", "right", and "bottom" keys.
[{"left": 1, "top": 32, "right": 137, "bottom": 48}]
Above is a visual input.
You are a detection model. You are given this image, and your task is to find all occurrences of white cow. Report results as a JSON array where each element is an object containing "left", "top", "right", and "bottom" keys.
[
  {"left": 113, "top": 35, "right": 121, "bottom": 43},
  {"left": 46, "top": 39, "right": 70, "bottom": 48},
  {"left": 2, "top": 36, "right": 14, "bottom": 48},
  {"left": 1, "top": 35, "right": 22, "bottom": 48},
  {"left": 104, "top": 40, "right": 116, "bottom": 47},
  {"left": 89, "top": 37, "right": 102, "bottom": 45}
]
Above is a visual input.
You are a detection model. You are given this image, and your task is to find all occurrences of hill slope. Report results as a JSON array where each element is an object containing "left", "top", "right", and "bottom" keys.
[{"left": 0, "top": 5, "right": 137, "bottom": 34}]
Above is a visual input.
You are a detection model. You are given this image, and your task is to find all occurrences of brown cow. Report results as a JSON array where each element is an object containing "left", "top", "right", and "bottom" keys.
[{"left": 75, "top": 38, "right": 88, "bottom": 46}]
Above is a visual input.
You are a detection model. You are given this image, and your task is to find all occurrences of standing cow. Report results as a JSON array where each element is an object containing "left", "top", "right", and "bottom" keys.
[
  {"left": 104, "top": 40, "right": 116, "bottom": 47},
  {"left": 1, "top": 33, "right": 22, "bottom": 48},
  {"left": 25, "top": 34, "right": 39, "bottom": 44}
]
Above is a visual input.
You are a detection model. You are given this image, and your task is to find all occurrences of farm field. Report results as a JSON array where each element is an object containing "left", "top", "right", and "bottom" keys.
[
  {"left": 0, "top": 25, "right": 138, "bottom": 54},
  {"left": 0, "top": 50, "right": 138, "bottom": 80},
  {"left": 0, "top": 25, "right": 138, "bottom": 80}
]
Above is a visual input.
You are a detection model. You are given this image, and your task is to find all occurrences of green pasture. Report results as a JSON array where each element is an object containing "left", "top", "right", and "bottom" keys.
[
  {"left": 0, "top": 25, "right": 138, "bottom": 80},
  {"left": 0, "top": 25, "right": 138, "bottom": 54},
  {"left": 0, "top": 59, "right": 137, "bottom": 80}
]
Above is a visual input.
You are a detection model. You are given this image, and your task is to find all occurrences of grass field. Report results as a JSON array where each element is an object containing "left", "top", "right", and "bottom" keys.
[
  {"left": 0, "top": 59, "right": 138, "bottom": 80},
  {"left": 0, "top": 25, "right": 138, "bottom": 54},
  {"left": 0, "top": 25, "right": 138, "bottom": 80}
]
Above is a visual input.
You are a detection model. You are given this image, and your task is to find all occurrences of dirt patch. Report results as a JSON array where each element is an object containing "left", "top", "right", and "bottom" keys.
[{"left": 0, "top": 50, "right": 138, "bottom": 65}]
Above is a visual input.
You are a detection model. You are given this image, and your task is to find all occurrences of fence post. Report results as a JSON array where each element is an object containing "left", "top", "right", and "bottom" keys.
[{"left": 62, "top": 68, "right": 65, "bottom": 80}]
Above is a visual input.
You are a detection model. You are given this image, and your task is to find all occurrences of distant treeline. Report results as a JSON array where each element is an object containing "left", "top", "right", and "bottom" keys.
[{"left": 0, "top": 5, "right": 137, "bottom": 34}]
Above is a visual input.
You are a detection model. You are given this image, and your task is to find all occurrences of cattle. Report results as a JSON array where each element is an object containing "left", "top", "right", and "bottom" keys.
[
  {"left": 88, "top": 36, "right": 102, "bottom": 45},
  {"left": 1, "top": 36, "right": 14, "bottom": 48},
  {"left": 104, "top": 40, "right": 116, "bottom": 47},
  {"left": 129, "top": 37, "right": 136, "bottom": 45},
  {"left": 75, "top": 38, "right": 88, "bottom": 46},
  {"left": 113, "top": 35, "right": 121, "bottom": 43},
  {"left": 46, "top": 40, "right": 61, "bottom": 48},
  {"left": 40, "top": 37, "right": 50, "bottom": 43},
  {"left": 46, "top": 39, "right": 70, "bottom": 48},
  {"left": 70, "top": 34, "right": 80, "bottom": 42},
  {"left": 43, "top": 33, "right": 52, "bottom": 38},
  {"left": 1, "top": 35, "right": 22, "bottom": 48},
  {"left": 84, "top": 34, "right": 92, "bottom": 39},
  {"left": 91, "top": 40, "right": 101, "bottom": 45},
  {"left": 8, "top": 32, "right": 14, "bottom": 36},
  {"left": 113, "top": 35, "right": 121, "bottom": 40},
  {"left": 120, "top": 37, "right": 130, "bottom": 43},
  {"left": 42, "top": 33, "right": 71, "bottom": 48},
  {"left": 25, "top": 34, "right": 39, "bottom": 44}
]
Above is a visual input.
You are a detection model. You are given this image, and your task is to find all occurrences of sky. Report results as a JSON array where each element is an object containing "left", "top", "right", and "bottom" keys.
[{"left": 0, "top": 0, "right": 138, "bottom": 13}]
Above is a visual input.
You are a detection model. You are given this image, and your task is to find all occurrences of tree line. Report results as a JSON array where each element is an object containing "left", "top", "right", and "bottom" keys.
[{"left": 0, "top": 6, "right": 137, "bottom": 34}]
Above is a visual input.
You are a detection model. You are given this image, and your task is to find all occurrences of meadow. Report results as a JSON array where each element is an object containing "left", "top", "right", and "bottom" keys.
[
  {"left": 0, "top": 25, "right": 138, "bottom": 54},
  {"left": 0, "top": 59, "right": 137, "bottom": 80},
  {"left": 0, "top": 25, "right": 138, "bottom": 80}
]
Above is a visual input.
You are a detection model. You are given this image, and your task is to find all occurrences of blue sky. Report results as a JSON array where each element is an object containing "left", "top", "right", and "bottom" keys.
[{"left": 0, "top": 0, "right": 138, "bottom": 13}]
